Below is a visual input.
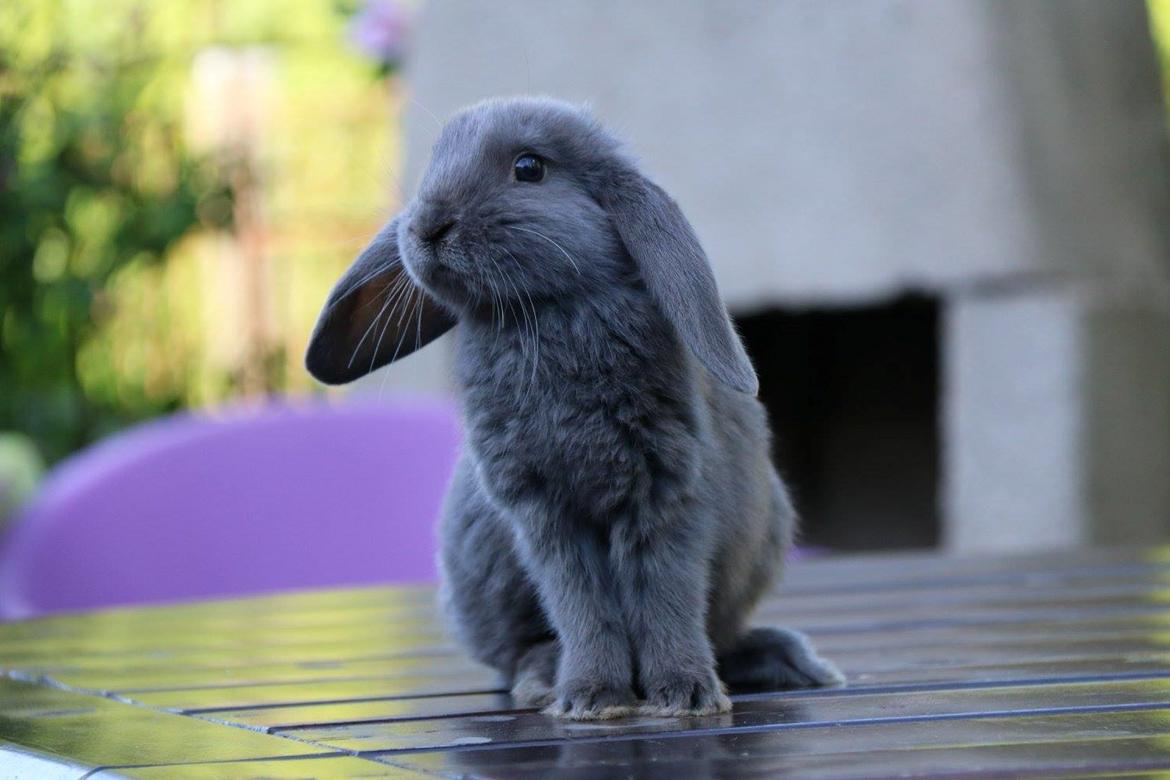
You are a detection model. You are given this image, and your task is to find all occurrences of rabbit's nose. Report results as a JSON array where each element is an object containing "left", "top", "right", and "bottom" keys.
[{"left": 414, "top": 215, "right": 457, "bottom": 245}]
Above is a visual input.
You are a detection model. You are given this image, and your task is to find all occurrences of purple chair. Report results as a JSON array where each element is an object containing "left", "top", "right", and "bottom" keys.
[{"left": 0, "top": 399, "right": 462, "bottom": 620}]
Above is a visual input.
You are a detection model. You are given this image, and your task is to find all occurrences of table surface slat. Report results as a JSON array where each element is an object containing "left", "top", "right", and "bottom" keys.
[{"left": 6, "top": 546, "right": 1170, "bottom": 778}]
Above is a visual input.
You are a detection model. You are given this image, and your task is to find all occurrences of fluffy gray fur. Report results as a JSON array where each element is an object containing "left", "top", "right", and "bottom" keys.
[{"left": 306, "top": 96, "right": 843, "bottom": 719}]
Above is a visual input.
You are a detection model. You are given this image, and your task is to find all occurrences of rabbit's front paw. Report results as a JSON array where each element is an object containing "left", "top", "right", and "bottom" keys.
[
  {"left": 641, "top": 669, "right": 732, "bottom": 717},
  {"left": 543, "top": 679, "right": 637, "bottom": 720}
]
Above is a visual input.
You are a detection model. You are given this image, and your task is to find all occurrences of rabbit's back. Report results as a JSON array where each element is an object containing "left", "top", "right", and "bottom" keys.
[{"left": 697, "top": 373, "right": 794, "bottom": 651}]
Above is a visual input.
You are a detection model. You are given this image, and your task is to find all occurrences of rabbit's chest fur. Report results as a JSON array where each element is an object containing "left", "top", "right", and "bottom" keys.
[{"left": 455, "top": 286, "right": 704, "bottom": 524}]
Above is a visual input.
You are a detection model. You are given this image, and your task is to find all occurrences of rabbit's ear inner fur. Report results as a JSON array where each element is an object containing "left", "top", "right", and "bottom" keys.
[
  {"left": 305, "top": 217, "right": 455, "bottom": 385},
  {"left": 602, "top": 170, "right": 759, "bottom": 395}
]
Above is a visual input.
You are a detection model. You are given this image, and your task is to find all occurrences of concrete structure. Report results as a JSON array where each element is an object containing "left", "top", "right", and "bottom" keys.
[{"left": 367, "top": 0, "right": 1170, "bottom": 551}]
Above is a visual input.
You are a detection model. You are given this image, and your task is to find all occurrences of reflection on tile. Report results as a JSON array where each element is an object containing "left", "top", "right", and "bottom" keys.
[
  {"left": 0, "top": 679, "right": 330, "bottom": 766},
  {"left": 92, "top": 755, "right": 431, "bottom": 779},
  {"left": 124, "top": 669, "right": 503, "bottom": 712},
  {"left": 0, "top": 626, "right": 452, "bottom": 663},
  {"left": 204, "top": 692, "right": 520, "bottom": 731},
  {"left": 46, "top": 655, "right": 486, "bottom": 693},
  {"left": 0, "top": 640, "right": 462, "bottom": 676}
]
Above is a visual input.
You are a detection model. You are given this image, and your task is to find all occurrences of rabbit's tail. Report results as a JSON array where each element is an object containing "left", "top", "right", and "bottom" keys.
[{"left": 717, "top": 627, "right": 845, "bottom": 691}]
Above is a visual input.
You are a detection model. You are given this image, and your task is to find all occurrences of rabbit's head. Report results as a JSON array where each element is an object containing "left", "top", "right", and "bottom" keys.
[
  {"left": 399, "top": 97, "right": 626, "bottom": 308},
  {"left": 306, "top": 96, "right": 757, "bottom": 394}
]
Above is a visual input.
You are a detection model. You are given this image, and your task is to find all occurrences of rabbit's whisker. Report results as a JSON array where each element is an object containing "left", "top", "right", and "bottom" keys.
[
  {"left": 409, "top": 95, "right": 444, "bottom": 130},
  {"left": 414, "top": 289, "right": 426, "bottom": 354},
  {"left": 499, "top": 245, "right": 542, "bottom": 395},
  {"left": 494, "top": 248, "right": 521, "bottom": 328},
  {"left": 387, "top": 286, "right": 420, "bottom": 366},
  {"left": 499, "top": 249, "right": 537, "bottom": 404},
  {"left": 509, "top": 279, "right": 533, "bottom": 400},
  {"left": 368, "top": 274, "right": 415, "bottom": 373},
  {"left": 483, "top": 250, "right": 510, "bottom": 336},
  {"left": 485, "top": 279, "right": 503, "bottom": 339},
  {"left": 522, "top": 284, "right": 541, "bottom": 388},
  {"left": 463, "top": 247, "right": 496, "bottom": 334},
  {"left": 347, "top": 275, "right": 402, "bottom": 370},
  {"left": 325, "top": 260, "right": 398, "bottom": 317},
  {"left": 488, "top": 257, "right": 522, "bottom": 338},
  {"left": 506, "top": 226, "right": 582, "bottom": 276},
  {"left": 377, "top": 288, "right": 418, "bottom": 400}
]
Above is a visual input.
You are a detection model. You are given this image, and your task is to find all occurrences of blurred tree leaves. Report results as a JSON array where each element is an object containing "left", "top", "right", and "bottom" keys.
[
  {"left": 0, "top": 0, "right": 233, "bottom": 462},
  {"left": 1152, "top": 0, "right": 1170, "bottom": 76},
  {"left": 0, "top": 0, "right": 401, "bottom": 466}
]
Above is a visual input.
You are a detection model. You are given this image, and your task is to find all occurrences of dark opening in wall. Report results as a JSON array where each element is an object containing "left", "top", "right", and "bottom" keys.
[{"left": 736, "top": 296, "right": 940, "bottom": 551}]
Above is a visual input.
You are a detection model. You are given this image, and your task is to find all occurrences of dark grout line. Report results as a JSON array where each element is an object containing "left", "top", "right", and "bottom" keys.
[{"left": 270, "top": 704, "right": 532, "bottom": 732}]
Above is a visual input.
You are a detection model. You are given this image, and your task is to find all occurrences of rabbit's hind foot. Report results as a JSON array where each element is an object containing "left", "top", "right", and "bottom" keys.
[{"left": 717, "top": 627, "right": 844, "bottom": 691}]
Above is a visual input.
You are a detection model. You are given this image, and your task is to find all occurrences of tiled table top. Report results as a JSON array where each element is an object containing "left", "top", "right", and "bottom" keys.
[{"left": 6, "top": 547, "right": 1170, "bottom": 778}]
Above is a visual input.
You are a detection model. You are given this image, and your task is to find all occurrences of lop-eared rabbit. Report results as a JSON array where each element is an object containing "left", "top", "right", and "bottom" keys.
[{"left": 307, "top": 97, "right": 842, "bottom": 719}]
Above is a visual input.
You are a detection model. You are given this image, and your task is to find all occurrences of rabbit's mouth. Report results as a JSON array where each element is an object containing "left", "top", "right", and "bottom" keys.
[{"left": 401, "top": 243, "right": 473, "bottom": 309}]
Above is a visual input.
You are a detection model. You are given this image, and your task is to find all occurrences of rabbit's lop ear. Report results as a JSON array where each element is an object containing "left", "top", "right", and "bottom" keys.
[
  {"left": 305, "top": 217, "right": 455, "bottom": 385},
  {"left": 603, "top": 171, "right": 759, "bottom": 395}
]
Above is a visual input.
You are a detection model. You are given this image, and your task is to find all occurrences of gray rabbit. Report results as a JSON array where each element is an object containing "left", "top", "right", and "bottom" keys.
[{"left": 306, "top": 96, "right": 842, "bottom": 720}]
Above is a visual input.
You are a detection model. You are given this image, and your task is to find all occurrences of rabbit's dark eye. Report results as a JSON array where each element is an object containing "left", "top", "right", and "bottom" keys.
[{"left": 513, "top": 153, "right": 545, "bottom": 183}]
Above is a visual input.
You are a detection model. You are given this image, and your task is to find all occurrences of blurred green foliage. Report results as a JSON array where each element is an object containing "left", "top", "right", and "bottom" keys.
[
  {"left": 1152, "top": 0, "right": 1170, "bottom": 74},
  {"left": 0, "top": 0, "right": 400, "bottom": 466},
  {"left": 0, "top": 1, "right": 230, "bottom": 461},
  {"left": 0, "top": 433, "right": 44, "bottom": 529}
]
